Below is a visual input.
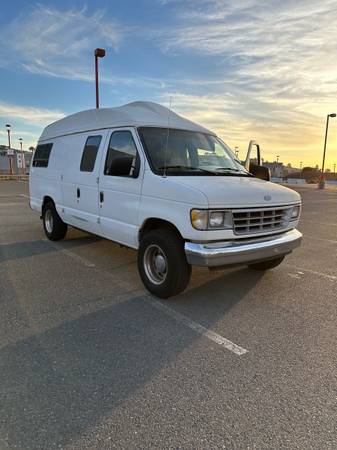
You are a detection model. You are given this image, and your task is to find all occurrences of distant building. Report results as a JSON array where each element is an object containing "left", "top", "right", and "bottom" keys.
[
  {"left": 264, "top": 161, "right": 284, "bottom": 178},
  {"left": 283, "top": 166, "right": 300, "bottom": 176},
  {"left": 0, "top": 145, "right": 33, "bottom": 174}
]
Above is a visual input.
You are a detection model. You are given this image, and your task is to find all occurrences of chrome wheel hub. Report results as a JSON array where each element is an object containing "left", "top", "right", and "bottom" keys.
[
  {"left": 45, "top": 209, "right": 54, "bottom": 234},
  {"left": 144, "top": 244, "right": 167, "bottom": 285}
]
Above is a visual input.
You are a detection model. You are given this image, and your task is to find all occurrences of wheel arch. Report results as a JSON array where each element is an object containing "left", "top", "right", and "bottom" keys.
[
  {"left": 138, "top": 218, "right": 183, "bottom": 242},
  {"left": 42, "top": 195, "right": 55, "bottom": 212}
]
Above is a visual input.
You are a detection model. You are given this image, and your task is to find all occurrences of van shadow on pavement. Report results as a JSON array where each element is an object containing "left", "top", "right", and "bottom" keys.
[
  {"left": 0, "top": 235, "right": 101, "bottom": 263},
  {"left": 0, "top": 268, "right": 263, "bottom": 449}
]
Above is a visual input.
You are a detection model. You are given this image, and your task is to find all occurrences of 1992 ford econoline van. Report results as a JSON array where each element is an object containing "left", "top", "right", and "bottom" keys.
[{"left": 29, "top": 101, "right": 302, "bottom": 298}]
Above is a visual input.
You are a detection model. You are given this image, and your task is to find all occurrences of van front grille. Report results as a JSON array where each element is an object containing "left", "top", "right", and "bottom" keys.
[{"left": 232, "top": 207, "right": 291, "bottom": 235}]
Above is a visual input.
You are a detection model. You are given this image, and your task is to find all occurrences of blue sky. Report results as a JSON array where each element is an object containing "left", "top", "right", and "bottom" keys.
[{"left": 1, "top": 0, "right": 337, "bottom": 168}]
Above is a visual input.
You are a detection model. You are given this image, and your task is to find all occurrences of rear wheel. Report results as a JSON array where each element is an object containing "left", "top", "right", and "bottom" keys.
[
  {"left": 42, "top": 202, "right": 68, "bottom": 241},
  {"left": 248, "top": 256, "right": 285, "bottom": 271},
  {"left": 138, "top": 228, "right": 191, "bottom": 298}
]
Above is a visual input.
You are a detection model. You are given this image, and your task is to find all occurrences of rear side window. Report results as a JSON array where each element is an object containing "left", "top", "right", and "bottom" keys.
[
  {"left": 80, "top": 135, "right": 102, "bottom": 172},
  {"left": 32, "top": 143, "right": 53, "bottom": 168},
  {"left": 104, "top": 131, "right": 139, "bottom": 177}
]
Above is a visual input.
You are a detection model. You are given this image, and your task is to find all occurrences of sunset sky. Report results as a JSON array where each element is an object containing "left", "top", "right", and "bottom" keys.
[{"left": 1, "top": 0, "right": 337, "bottom": 169}]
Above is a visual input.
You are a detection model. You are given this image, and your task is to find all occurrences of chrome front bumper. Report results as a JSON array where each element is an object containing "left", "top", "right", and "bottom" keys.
[{"left": 185, "top": 228, "right": 302, "bottom": 267}]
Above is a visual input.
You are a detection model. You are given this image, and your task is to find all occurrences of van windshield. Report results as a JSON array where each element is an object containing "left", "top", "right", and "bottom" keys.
[{"left": 138, "top": 127, "right": 249, "bottom": 176}]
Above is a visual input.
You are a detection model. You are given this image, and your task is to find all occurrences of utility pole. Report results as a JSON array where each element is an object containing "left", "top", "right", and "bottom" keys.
[
  {"left": 319, "top": 113, "right": 336, "bottom": 189},
  {"left": 6, "top": 124, "right": 12, "bottom": 175},
  {"left": 94, "top": 48, "right": 106, "bottom": 109},
  {"left": 19, "top": 138, "right": 24, "bottom": 174}
]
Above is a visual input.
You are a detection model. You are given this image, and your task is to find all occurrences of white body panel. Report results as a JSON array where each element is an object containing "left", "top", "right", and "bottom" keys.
[
  {"left": 60, "top": 132, "right": 108, "bottom": 234},
  {"left": 98, "top": 128, "right": 144, "bottom": 248},
  {"left": 29, "top": 139, "right": 63, "bottom": 212},
  {"left": 39, "top": 101, "right": 214, "bottom": 142},
  {"left": 139, "top": 170, "right": 300, "bottom": 242},
  {"left": 171, "top": 176, "right": 300, "bottom": 208},
  {"left": 29, "top": 101, "right": 301, "bottom": 255}
]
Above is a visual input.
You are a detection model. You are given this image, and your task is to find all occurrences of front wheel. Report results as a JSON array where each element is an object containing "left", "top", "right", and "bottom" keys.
[
  {"left": 138, "top": 228, "right": 191, "bottom": 299},
  {"left": 42, "top": 202, "right": 68, "bottom": 241},
  {"left": 248, "top": 256, "right": 285, "bottom": 271}
]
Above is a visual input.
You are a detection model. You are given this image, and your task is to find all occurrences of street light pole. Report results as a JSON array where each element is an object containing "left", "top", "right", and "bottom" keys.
[
  {"left": 319, "top": 113, "right": 336, "bottom": 189},
  {"left": 19, "top": 138, "right": 24, "bottom": 174},
  {"left": 94, "top": 48, "right": 106, "bottom": 109},
  {"left": 6, "top": 124, "right": 12, "bottom": 175},
  {"left": 276, "top": 155, "right": 279, "bottom": 163}
]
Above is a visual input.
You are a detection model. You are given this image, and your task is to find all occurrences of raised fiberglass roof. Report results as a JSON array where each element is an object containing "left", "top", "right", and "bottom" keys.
[{"left": 39, "top": 101, "right": 215, "bottom": 141}]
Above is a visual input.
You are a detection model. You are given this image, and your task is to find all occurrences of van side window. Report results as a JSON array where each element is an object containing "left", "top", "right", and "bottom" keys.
[
  {"left": 80, "top": 135, "right": 102, "bottom": 172},
  {"left": 104, "top": 131, "right": 139, "bottom": 177},
  {"left": 32, "top": 143, "right": 53, "bottom": 168}
]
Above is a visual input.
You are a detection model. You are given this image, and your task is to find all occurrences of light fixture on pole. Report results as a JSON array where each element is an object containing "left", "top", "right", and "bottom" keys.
[
  {"left": 6, "top": 123, "right": 11, "bottom": 148},
  {"left": 19, "top": 138, "right": 24, "bottom": 174},
  {"left": 276, "top": 155, "right": 279, "bottom": 163},
  {"left": 6, "top": 124, "right": 13, "bottom": 175},
  {"left": 319, "top": 113, "right": 336, "bottom": 189},
  {"left": 94, "top": 48, "right": 106, "bottom": 109}
]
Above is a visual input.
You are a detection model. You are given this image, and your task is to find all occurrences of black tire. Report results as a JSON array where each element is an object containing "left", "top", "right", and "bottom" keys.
[
  {"left": 42, "top": 201, "right": 68, "bottom": 241},
  {"left": 138, "top": 228, "right": 191, "bottom": 299},
  {"left": 248, "top": 256, "right": 285, "bottom": 271}
]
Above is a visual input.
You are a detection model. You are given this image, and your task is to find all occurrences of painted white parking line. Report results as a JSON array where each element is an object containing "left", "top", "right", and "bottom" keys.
[
  {"left": 0, "top": 202, "right": 25, "bottom": 207},
  {"left": 47, "top": 242, "right": 247, "bottom": 356},
  {"left": 304, "top": 235, "right": 337, "bottom": 244},
  {"left": 146, "top": 297, "right": 248, "bottom": 356},
  {"left": 285, "top": 264, "right": 337, "bottom": 281},
  {"left": 0, "top": 194, "right": 27, "bottom": 198},
  {"left": 45, "top": 239, "right": 243, "bottom": 358},
  {"left": 46, "top": 241, "right": 96, "bottom": 268},
  {"left": 301, "top": 219, "right": 337, "bottom": 227},
  {"left": 60, "top": 247, "right": 96, "bottom": 268}
]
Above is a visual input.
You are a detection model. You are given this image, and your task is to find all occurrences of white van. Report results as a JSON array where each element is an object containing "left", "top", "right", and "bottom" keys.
[{"left": 29, "top": 101, "right": 302, "bottom": 298}]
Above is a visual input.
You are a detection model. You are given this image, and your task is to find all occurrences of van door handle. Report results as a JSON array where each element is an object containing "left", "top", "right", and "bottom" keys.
[
  {"left": 100, "top": 191, "right": 104, "bottom": 203},
  {"left": 77, "top": 188, "right": 80, "bottom": 198}
]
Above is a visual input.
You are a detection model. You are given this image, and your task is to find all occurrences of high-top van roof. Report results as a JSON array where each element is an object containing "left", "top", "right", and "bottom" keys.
[{"left": 39, "top": 101, "right": 215, "bottom": 142}]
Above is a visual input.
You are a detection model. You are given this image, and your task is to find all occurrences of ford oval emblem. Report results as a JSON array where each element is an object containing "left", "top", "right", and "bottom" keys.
[{"left": 264, "top": 195, "right": 272, "bottom": 201}]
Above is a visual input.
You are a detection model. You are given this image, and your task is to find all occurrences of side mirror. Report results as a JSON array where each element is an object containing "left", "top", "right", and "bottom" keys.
[
  {"left": 244, "top": 140, "right": 261, "bottom": 170},
  {"left": 249, "top": 163, "right": 270, "bottom": 181}
]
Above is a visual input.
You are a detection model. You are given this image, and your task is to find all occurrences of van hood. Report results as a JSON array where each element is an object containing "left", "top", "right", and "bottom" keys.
[{"left": 172, "top": 176, "right": 301, "bottom": 208}]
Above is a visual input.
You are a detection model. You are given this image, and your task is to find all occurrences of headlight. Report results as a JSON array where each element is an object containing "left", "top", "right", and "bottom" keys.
[
  {"left": 290, "top": 205, "right": 301, "bottom": 220},
  {"left": 209, "top": 211, "right": 232, "bottom": 228},
  {"left": 191, "top": 209, "right": 232, "bottom": 230},
  {"left": 191, "top": 209, "right": 208, "bottom": 230},
  {"left": 209, "top": 211, "right": 225, "bottom": 227}
]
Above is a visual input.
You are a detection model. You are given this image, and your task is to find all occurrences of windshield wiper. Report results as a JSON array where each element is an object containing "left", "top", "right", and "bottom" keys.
[
  {"left": 214, "top": 167, "right": 252, "bottom": 176},
  {"left": 214, "top": 167, "right": 240, "bottom": 171},
  {"left": 158, "top": 165, "right": 219, "bottom": 175}
]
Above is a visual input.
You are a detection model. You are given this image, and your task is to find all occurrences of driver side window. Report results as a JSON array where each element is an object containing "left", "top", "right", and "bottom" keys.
[{"left": 104, "top": 130, "right": 139, "bottom": 177}]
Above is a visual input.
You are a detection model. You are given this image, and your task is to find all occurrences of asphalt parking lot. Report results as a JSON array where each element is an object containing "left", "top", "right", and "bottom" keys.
[{"left": 0, "top": 181, "right": 336, "bottom": 450}]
